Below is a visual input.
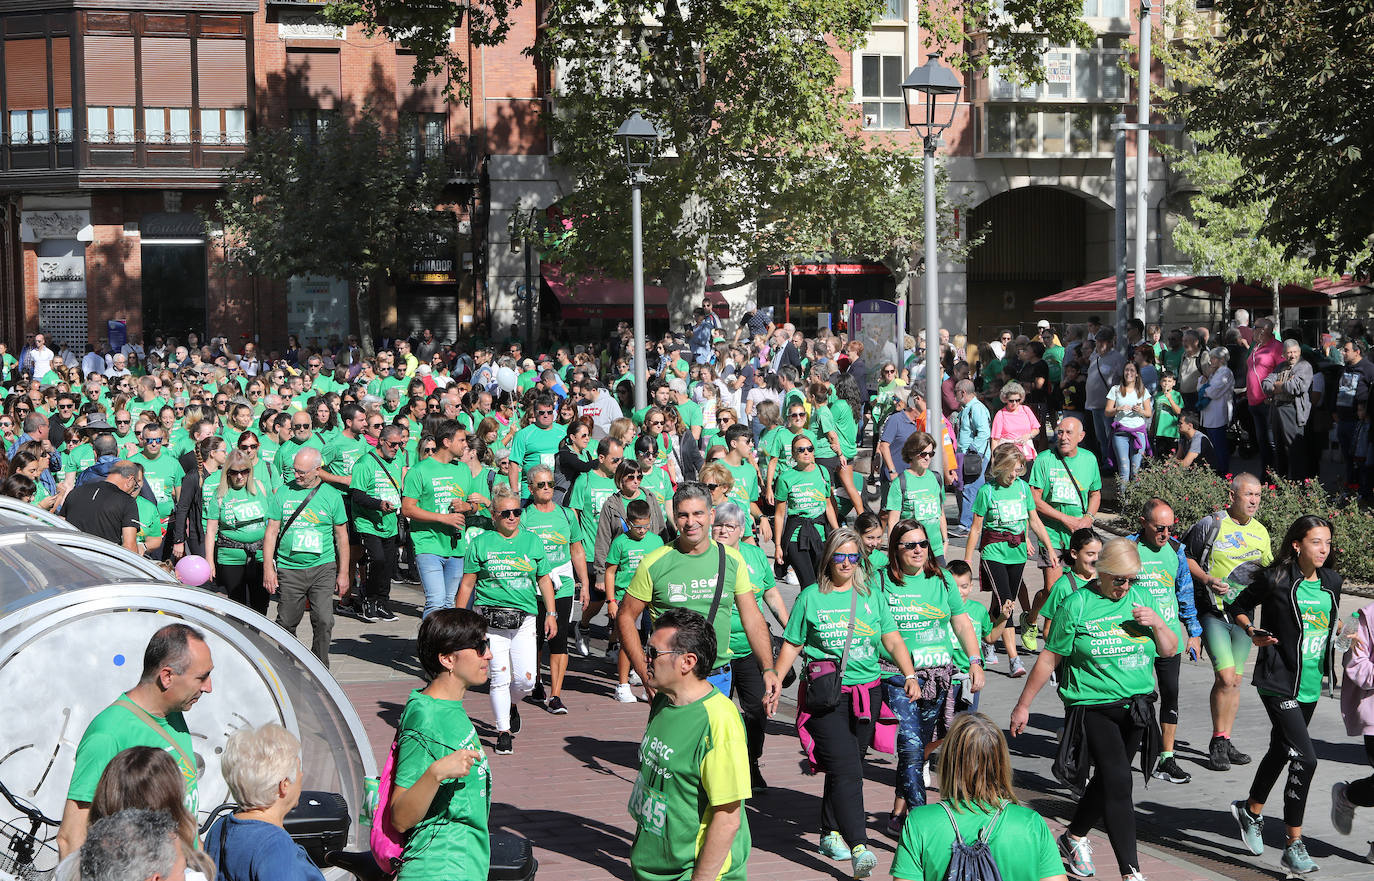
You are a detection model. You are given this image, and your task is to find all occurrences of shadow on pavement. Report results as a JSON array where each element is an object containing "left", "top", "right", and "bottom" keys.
[
  {"left": 330, "top": 632, "right": 425, "bottom": 678},
  {"left": 561, "top": 735, "right": 641, "bottom": 782},
  {"left": 488, "top": 806, "right": 634, "bottom": 881}
]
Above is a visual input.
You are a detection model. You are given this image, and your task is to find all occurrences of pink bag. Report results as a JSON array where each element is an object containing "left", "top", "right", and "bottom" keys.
[
  {"left": 369, "top": 738, "right": 404, "bottom": 875},
  {"left": 872, "top": 702, "right": 899, "bottom": 755}
]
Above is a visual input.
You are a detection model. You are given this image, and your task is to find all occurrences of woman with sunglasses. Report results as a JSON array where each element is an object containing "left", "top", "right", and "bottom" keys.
[
  {"left": 633, "top": 435, "right": 674, "bottom": 514},
  {"left": 1011, "top": 538, "right": 1177, "bottom": 881},
  {"left": 878, "top": 519, "right": 986, "bottom": 833},
  {"left": 522, "top": 464, "right": 590, "bottom": 715},
  {"left": 11, "top": 449, "right": 68, "bottom": 512},
  {"left": 883, "top": 431, "right": 949, "bottom": 565},
  {"left": 641, "top": 406, "right": 681, "bottom": 486},
  {"left": 456, "top": 484, "right": 557, "bottom": 756},
  {"left": 1225, "top": 515, "right": 1340, "bottom": 877},
  {"left": 205, "top": 449, "right": 271, "bottom": 613},
  {"left": 553, "top": 420, "right": 595, "bottom": 506},
  {"left": 773, "top": 432, "right": 839, "bottom": 590},
  {"left": 762, "top": 400, "right": 815, "bottom": 505},
  {"left": 775, "top": 527, "right": 921, "bottom": 879}
]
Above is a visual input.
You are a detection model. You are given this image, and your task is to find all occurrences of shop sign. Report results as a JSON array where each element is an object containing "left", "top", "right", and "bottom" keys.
[
  {"left": 37, "top": 253, "right": 86, "bottom": 300},
  {"left": 409, "top": 258, "right": 456, "bottom": 284},
  {"left": 278, "top": 12, "right": 345, "bottom": 40}
]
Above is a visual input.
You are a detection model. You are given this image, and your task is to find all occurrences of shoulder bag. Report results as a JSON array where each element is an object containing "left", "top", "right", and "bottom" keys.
[{"left": 803, "top": 587, "right": 859, "bottom": 713}]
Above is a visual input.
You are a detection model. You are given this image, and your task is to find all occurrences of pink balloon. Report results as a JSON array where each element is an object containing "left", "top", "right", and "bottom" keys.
[{"left": 175, "top": 555, "right": 211, "bottom": 587}]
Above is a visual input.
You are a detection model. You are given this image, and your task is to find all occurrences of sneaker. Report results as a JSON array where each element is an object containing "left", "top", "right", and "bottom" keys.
[
  {"left": 1280, "top": 839, "right": 1318, "bottom": 875},
  {"left": 982, "top": 644, "right": 999, "bottom": 667},
  {"left": 1122, "top": 872, "right": 1147, "bottom": 881},
  {"left": 851, "top": 845, "right": 878, "bottom": 878},
  {"left": 1208, "top": 735, "right": 1232, "bottom": 771},
  {"left": 1226, "top": 739, "right": 1252, "bottom": 766},
  {"left": 604, "top": 640, "right": 620, "bottom": 659},
  {"left": 1057, "top": 832, "right": 1095, "bottom": 877},
  {"left": 573, "top": 622, "right": 590, "bottom": 657},
  {"left": 1364, "top": 840, "right": 1374, "bottom": 864},
  {"left": 1152, "top": 756, "right": 1192, "bottom": 784},
  {"left": 545, "top": 695, "right": 568, "bottom": 715},
  {"left": 1009, "top": 656, "right": 1027, "bottom": 678},
  {"left": 530, "top": 680, "right": 547, "bottom": 703},
  {"left": 1020, "top": 614, "right": 1039, "bottom": 652},
  {"left": 948, "top": 524, "right": 969, "bottom": 538},
  {"left": 629, "top": 670, "right": 643, "bottom": 687},
  {"left": 750, "top": 765, "right": 766, "bottom": 794},
  {"left": 373, "top": 600, "right": 399, "bottom": 622},
  {"left": 495, "top": 731, "right": 514, "bottom": 755},
  {"left": 884, "top": 813, "right": 905, "bottom": 837},
  {"left": 1332, "top": 781, "right": 1356, "bottom": 835},
  {"left": 1048, "top": 670, "right": 1059, "bottom": 688},
  {"left": 339, "top": 601, "right": 375, "bottom": 622},
  {"left": 509, "top": 704, "right": 522, "bottom": 735},
  {"left": 1231, "top": 800, "right": 1265, "bottom": 856},
  {"left": 784, "top": 570, "right": 800, "bottom": 586},
  {"left": 818, "top": 831, "right": 849, "bottom": 861},
  {"left": 615, "top": 683, "right": 638, "bottom": 703},
  {"left": 923, "top": 760, "right": 932, "bottom": 789}
]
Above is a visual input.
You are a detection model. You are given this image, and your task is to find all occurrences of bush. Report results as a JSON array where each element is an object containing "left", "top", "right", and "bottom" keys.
[{"left": 1118, "top": 461, "right": 1374, "bottom": 582}]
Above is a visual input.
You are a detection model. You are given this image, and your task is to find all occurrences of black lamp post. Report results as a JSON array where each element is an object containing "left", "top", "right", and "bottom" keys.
[{"left": 614, "top": 110, "right": 660, "bottom": 411}]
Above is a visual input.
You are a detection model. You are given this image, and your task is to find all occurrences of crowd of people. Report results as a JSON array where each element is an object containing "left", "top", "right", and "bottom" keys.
[{"left": 15, "top": 303, "right": 1374, "bottom": 881}]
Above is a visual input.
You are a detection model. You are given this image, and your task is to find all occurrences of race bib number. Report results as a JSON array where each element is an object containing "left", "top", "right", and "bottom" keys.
[
  {"left": 147, "top": 477, "right": 167, "bottom": 502},
  {"left": 291, "top": 529, "right": 324, "bottom": 554},
  {"left": 539, "top": 453, "right": 556, "bottom": 468},
  {"left": 1051, "top": 473, "right": 1079, "bottom": 506},
  {"left": 628, "top": 780, "right": 668, "bottom": 837}
]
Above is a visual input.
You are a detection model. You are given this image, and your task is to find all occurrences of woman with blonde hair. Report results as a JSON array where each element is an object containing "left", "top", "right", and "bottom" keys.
[
  {"left": 892, "top": 714, "right": 1067, "bottom": 881},
  {"left": 965, "top": 442, "right": 1057, "bottom": 677},
  {"left": 990, "top": 381, "right": 1041, "bottom": 461},
  {"left": 775, "top": 527, "right": 921, "bottom": 878},
  {"left": 1011, "top": 538, "right": 1177, "bottom": 881},
  {"left": 206, "top": 448, "right": 270, "bottom": 613}
]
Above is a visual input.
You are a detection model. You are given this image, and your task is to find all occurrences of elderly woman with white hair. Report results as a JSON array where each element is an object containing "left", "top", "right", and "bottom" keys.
[
  {"left": 1200, "top": 346, "right": 1235, "bottom": 477},
  {"left": 1261, "top": 339, "right": 1313, "bottom": 480},
  {"left": 204, "top": 723, "right": 325, "bottom": 881}
]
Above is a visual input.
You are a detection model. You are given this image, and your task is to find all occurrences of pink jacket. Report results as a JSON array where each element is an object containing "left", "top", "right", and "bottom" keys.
[
  {"left": 1341, "top": 601, "right": 1374, "bottom": 736},
  {"left": 1246, "top": 339, "right": 1283, "bottom": 407}
]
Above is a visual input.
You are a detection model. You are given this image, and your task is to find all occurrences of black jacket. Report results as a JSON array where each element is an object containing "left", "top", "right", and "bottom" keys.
[{"left": 1225, "top": 562, "right": 1343, "bottom": 699}]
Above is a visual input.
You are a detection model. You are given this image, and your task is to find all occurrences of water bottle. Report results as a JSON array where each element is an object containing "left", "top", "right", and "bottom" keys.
[{"left": 1335, "top": 612, "right": 1359, "bottom": 653}]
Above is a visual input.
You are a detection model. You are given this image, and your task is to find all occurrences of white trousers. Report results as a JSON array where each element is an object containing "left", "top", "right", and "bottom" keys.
[{"left": 489, "top": 614, "right": 537, "bottom": 732}]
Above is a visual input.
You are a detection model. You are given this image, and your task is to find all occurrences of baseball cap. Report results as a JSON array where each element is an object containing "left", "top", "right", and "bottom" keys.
[{"left": 1036, "top": 319, "right": 1051, "bottom": 329}]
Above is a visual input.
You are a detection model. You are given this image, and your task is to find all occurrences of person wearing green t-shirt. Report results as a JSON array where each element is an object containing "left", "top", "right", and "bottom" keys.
[
  {"left": 883, "top": 431, "right": 949, "bottom": 562},
  {"left": 774, "top": 527, "right": 920, "bottom": 877},
  {"left": 523, "top": 464, "right": 591, "bottom": 714},
  {"left": 349, "top": 424, "right": 406, "bottom": 623},
  {"left": 877, "top": 521, "right": 986, "bottom": 827},
  {"left": 629, "top": 608, "right": 753, "bottom": 881},
  {"left": 1039, "top": 529, "right": 1101, "bottom": 642},
  {"left": 1225, "top": 516, "right": 1340, "bottom": 876},
  {"left": 391, "top": 608, "right": 492, "bottom": 881},
  {"left": 719, "top": 426, "right": 763, "bottom": 538},
  {"left": 505, "top": 393, "right": 562, "bottom": 497},
  {"left": 58, "top": 624, "right": 213, "bottom": 858},
  {"left": 946, "top": 560, "right": 1011, "bottom": 713},
  {"left": 606, "top": 498, "right": 668, "bottom": 702},
  {"left": 1011, "top": 539, "right": 1177, "bottom": 881},
  {"left": 772, "top": 433, "right": 839, "bottom": 589},
  {"left": 275, "top": 413, "right": 326, "bottom": 486},
  {"left": 131, "top": 424, "right": 184, "bottom": 527},
  {"left": 263, "top": 447, "right": 349, "bottom": 667},
  {"left": 1152, "top": 372, "right": 1183, "bottom": 458},
  {"left": 205, "top": 452, "right": 270, "bottom": 614},
  {"left": 966, "top": 443, "right": 1057, "bottom": 678},
  {"left": 806, "top": 381, "right": 865, "bottom": 513},
  {"left": 456, "top": 485, "right": 557, "bottom": 756},
  {"left": 404, "top": 421, "right": 478, "bottom": 619}
]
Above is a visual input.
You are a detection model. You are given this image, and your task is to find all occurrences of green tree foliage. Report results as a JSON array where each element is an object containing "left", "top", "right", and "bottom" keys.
[
  {"left": 1171, "top": 0, "right": 1374, "bottom": 279},
  {"left": 210, "top": 111, "right": 451, "bottom": 354}
]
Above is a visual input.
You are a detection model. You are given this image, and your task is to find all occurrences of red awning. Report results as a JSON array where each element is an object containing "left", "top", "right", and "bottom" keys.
[
  {"left": 1034, "top": 273, "right": 1191, "bottom": 311},
  {"left": 541, "top": 263, "right": 726, "bottom": 320},
  {"left": 1035, "top": 273, "right": 1333, "bottom": 312},
  {"left": 768, "top": 262, "right": 891, "bottom": 276}
]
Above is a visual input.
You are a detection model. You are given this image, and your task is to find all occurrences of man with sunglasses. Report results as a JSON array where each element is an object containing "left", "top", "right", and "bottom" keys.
[
  {"left": 506, "top": 392, "right": 562, "bottom": 498},
  {"left": 131, "top": 424, "right": 184, "bottom": 537},
  {"left": 275, "top": 413, "right": 324, "bottom": 486},
  {"left": 569, "top": 438, "right": 628, "bottom": 654},
  {"left": 48, "top": 392, "right": 79, "bottom": 442},
  {"left": 348, "top": 423, "right": 406, "bottom": 622}
]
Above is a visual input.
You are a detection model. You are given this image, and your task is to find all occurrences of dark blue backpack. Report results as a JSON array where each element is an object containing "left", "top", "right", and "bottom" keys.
[{"left": 938, "top": 801, "right": 1008, "bottom": 881}]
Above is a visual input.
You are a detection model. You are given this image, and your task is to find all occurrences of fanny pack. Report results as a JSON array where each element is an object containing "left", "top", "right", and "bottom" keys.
[
  {"left": 478, "top": 606, "right": 527, "bottom": 630},
  {"left": 981, "top": 528, "right": 1025, "bottom": 549},
  {"left": 217, "top": 536, "right": 264, "bottom": 553}
]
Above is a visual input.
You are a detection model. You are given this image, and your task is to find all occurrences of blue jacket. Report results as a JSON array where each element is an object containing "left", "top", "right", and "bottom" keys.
[
  {"left": 955, "top": 398, "right": 991, "bottom": 459},
  {"left": 1128, "top": 532, "right": 1202, "bottom": 638}
]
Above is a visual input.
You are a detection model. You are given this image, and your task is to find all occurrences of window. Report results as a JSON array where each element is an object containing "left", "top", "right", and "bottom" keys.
[
  {"left": 1083, "top": 0, "right": 1127, "bottom": 15},
  {"left": 290, "top": 108, "right": 337, "bottom": 142},
  {"left": 985, "top": 41, "right": 1126, "bottom": 103},
  {"left": 56, "top": 108, "right": 73, "bottom": 142},
  {"left": 859, "top": 54, "right": 905, "bottom": 130},
  {"left": 86, "top": 107, "right": 135, "bottom": 144},
  {"left": 880, "top": 0, "right": 906, "bottom": 20},
  {"left": 145, "top": 108, "right": 192, "bottom": 144},
  {"left": 981, "top": 104, "right": 1118, "bottom": 156},
  {"left": 200, "top": 108, "right": 246, "bottom": 145},
  {"left": 401, "top": 112, "right": 446, "bottom": 164},
  {"left": 8, "top": 109, "right": 46, "bottom": 145}
]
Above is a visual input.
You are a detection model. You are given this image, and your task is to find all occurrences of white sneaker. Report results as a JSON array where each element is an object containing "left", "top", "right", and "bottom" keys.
[
  {"left": 614, "top": 683, "right": 638, "bottom": 703},
  {"left": 629, "top": 670, "right": 643, "bottom": 686},
  {"left": 784, "top": 570, "right": 800, "bottom": 585}
]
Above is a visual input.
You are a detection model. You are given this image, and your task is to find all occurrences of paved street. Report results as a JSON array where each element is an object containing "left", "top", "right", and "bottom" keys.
[{"left": 325, "top": 560, "right": 1374, "bottom": 881}]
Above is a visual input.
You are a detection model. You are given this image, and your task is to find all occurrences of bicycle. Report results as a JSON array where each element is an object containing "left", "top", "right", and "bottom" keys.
[{"left": 0, "top": 776, "right": 60, "bottom": 880}]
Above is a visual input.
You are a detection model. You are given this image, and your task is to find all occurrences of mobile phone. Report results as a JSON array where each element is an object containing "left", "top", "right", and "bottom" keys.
[{"left": 1250, "top": 628, "right": 1273, "bottom": 640}]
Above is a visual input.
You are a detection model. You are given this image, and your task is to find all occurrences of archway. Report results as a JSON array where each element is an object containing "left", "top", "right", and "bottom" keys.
[{"left": 965, "top": 186, "right": 1112, "bottom": 341}]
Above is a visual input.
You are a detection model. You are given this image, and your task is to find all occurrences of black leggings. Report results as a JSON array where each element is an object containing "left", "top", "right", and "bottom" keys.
[
  {"left": 1250, "top": 693, "right": 1318, "bottom": 827},
  {"left": 981, "top": 558, "right": 1024, "bottom": 609},
  {"left": 219, "top": 558, "right": 267, "bottom": 615},
  {"left": 784, "top": 539, "right": 821, "bottom": 591},
  {"left": 538, "top": 594, "right": 576, "bottom": 656},
  {"left": 1155, "top": 654, "right": 1181, "bottom": 726},
  {"left": 359, "top": 533, "right": 397, "bottom": 602},
  {"left": 730, "top": 651, "right": 766, "bottom": 766},
  {"left": 803, "top": 681, "right": 878, "bottom": 848},
  {"left": 1347, "top": 736, "right": 1374, "bottom": 807},
  {"left": 1069, "top": 704, "right": 1144, "bottom": 876}
]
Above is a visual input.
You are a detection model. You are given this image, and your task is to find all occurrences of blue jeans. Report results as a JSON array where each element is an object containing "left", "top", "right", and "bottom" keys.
[
  {"left": 1089, "top": 407, "right": 1112, "bottom": 462},
  {"left": 708, "top": 663, "right": 733, "bottom": 695},
  {"left": 883, "top": 674, "right": 946, "bottom": 809},
  {"left": 1111, "top": 433, "right": 1144, "bottom": 484},
  {"left": 1338, "top": 418, "right": 1361, "bottom": 488},
  {"left": 1204, "top": 426, "right": 1231, "bottom": 476},
  {"left": 416, "top": 553, "right": 464, "bottom": 618},
  {"left": 959, "top": 471, "right": 985, "bottom": 529}
]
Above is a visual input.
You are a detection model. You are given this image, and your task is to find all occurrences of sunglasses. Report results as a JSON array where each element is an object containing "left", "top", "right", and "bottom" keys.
[
  {"left": 143, "top": 437, "right": 166, "bottom": 445},
  {"left": 645, "top": 646, "right": 684, "bottom": 664},
  {"left": 535, "top": 409, "right": 554, "bottom": 416},
  {"left": 622, "top": 472, "right": 643, "bottom": 481},
  {"left": 495, "top": 509, "right": 523, "bottom": 520},
  {"left": 704, "top": 483, "right": 721, "bottom": 493},
  {"left": 1104, "top": 574, "right": 1136, "bottom": 586},
  {"left": 789, "top": 413, "right": 806, "bottom": 419},
  {"left": 531, "top": 480, "right": 554, "bottom": 489},
  {"left": 238, "top": 443, "right": 259, "bottom": 451},
  {"left": 794, "top": 445, "right": 814, "bottom": 454},
  {"left": 914, "top": 449, "right": 933, "bottom": 458},
  {"left": 58, "top": 403, "right": 74, "bottom": 410},
  {"left": 422, "top": 445, "right": 436, "bottom": 453},
  {"left": 899, "top": 539, "right": 930, "bottom": 550},
  {"left": 227, "top": 468, "right": 251, "bottom": 477},
  {"left": 465, "top": 638, "right": 491, "bottom": 655},
  {"left": 293, "top": 424, "right": 311, "bottom": 430},
  {"left": 832, "top": 552, "right": 861, "bottom": 564},
  {"left": 883, "top": 368, "right": 896, "bottom": 374},
  {"left": 649, "top": 419, "right": 665, "bottom": 427}
]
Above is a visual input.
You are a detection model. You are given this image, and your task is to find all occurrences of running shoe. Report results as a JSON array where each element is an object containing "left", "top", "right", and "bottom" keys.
[
  {"left": 1231, "top": 800, "right": 1265, "bottom": 856},
  {"left": 851, "top": 845, "right": 878, "bottom": 878},
  {"left": 545, "top": 696, "right": 568, "bottom": 715},
  {"left": 530, "top": 680, "right": 547, "bottom": 703},
  {"left": 573, "top": 622, "right": 590, "bottom": 657},
  {"left": 1280, "top": 839, "right": 1317, "bottom": 875},
  {"left": 509, "top": 704, "right": 522, "bottom": 735},
  {"left": 338, "top": 601, "right": 375, "bottom": 623},
  {"left": 1057, "top": 832, "right": 1095, "bottom": 877},
  {"left": 948, "top": 524, "right": 969, "bottom": 538},
  {"left": 982, "top": 644, "right": 999, "bottom": 667},
  {"left": 1207, "top": 735, "right": 1231, "bottom": 771},
  {"left": 1122, "top": 872, "right": 1146, "bottom": 881},
  {"left": 1020, "top": 613, "right": 1039, "bottom": 652},
  {"left": 818, "top": 831, "right": 849, "bottom": 860},
  {"left": 373, "top": 600, "right": 399, "bottom": 622},
  {"left": 614, "top": 683, "right": 638, "bottom": 703},
  {"left": 1331, "top": 781, "right": 1356, "bottom": 835},
  {"left": 1009, "top": 656, "right": 1027, "bottom": 678},
  {"left": 495, "top": 732, "right": 514, "bottom": 755},
  {"left": 1226, "top": 739, "right": 1252, "bottom": 766},
  {"left": 1151, "top": 756, "right": 1192, "bottom": 784}
]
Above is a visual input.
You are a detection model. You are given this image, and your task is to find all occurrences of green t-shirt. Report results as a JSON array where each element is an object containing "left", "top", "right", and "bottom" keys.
[
  {"left": 1134, "top": 539, "right": 1185, "bottom": 643},
  {"left": 403, "top": 457, "right": 470, "bottom": 557},
  {"left": 463, "top": 529, "right": 552, "bottom": 614},
  {"left": 132, "top": 450, "right": 185, "bottom": 521},
  {"left": 67, "top": 696, "right": 198, "bottom": 816},
  {"left": 266, "top": 481, "right": 346, "bottom": 569},
  {"left": 951, "top": 602, "right": 993, "bottom": 672},
  {"left": 1153, "top": 389, "right": 1182, "bottom": 439},
  {"left": 629, "top": 689, "right": 751, "bottom": 881},
  {"left": 877, "top": 569, "right": 965, "bottom": 668},
  {"left": 127, "top": 396, "right": 168, "bottom": 418},
  {"left": 722, "top": 461, "right": 760, "bottom": 533},
  {"left": 275, "top": 434, "right": 325, "bottom": 485},
  {"left": 884, "top": 468, "right": 946, "bottom": 557},
  {"left": 972, "top": 479, "right": 1034, "bottom": 564},
  {"left": 774, "top": 466, "right": 830, "bottom": 541},
  {"left": 891, "top": 801, "right": 1062, "bottom": 881},
  {"left": 322, "top": 433, "right": 370, "bottom": 481},
  {"left": 782, "top": 584, "right": 897, "bottom": 685},
  {"left": 62, "top": 442, "right": 97, "bottom": 481},
  {"left": 1260, "top": 578, "right": 1331, "bottom": 703},
  {"left": 762, "top": 427, "right": 816, "bottom": 471},
  {"left": 606, "top": 531, "right": 665, "bottom": 598},
  {"left": 628, "top": 541, "right": 753, "bottom": 664},
  {"left": 135, "top": 495, "right": 163, "bottom": 547},
  {"left": 508, "top": 424, "right": 562, "bottom": 494},
  {"left": 569, "top": 470, "right": 619, "bottom": 557},
  {"left": 728, "top": 541, "right": 773, "bottom": 658},
  {"left": 1041, "top": 570, "right": 1088, "bottom": 625},
  {"left": 1046, "top": 583, "right": 1160, "bottom": 706},
  {"left": 394, "top": 690, "right": 491, "bottom": 881},
  {"left": 522, "top": 505, "right": 585, "bottom": 600},
  {"left": 205, "top": 483, "right": 269, "bottom": 565},
  {"left": 807, "top": 405, "right": 838, "bottom": 459},
  {"left": 1026, "top": 449, "right": 1101, "bottom": 549},
  {"left": 830, "top": 398, "right": 859, "bottom": 459},
  {"left": 349, "top": 451, "right": 403, "bottom": 538},
  {"left": 641, "top": 467, "right": 673, "bottom": 512}
]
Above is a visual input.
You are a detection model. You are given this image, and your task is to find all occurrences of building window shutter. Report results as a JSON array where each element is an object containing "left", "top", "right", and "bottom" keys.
[
  {"left": 141, "top": 37, "right": 192, "bottom": 106},
  {"left": 286, "top": 48, "right": 341, "bottom": 109},
  {"left": 5, "top": 40, "right": 49, "bottom": 111},
  {"left": 197, "top": 40, "right": 247, "bottom": 107},
  {"left": 395, "top": 54, "right": 446, "bottom": 112},
  {"left": 84, "top": 35, "right": 136, "bottom": 105},
  {"left": 51, "top": 37, "right": 71, "bottom": 107}
]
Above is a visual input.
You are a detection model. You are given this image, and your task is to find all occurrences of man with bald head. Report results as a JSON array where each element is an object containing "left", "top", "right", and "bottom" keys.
[
  {"left": 1183, "top": 472, "right": 1272, "bottom": 771},
  {"left": 263, "top": 447, "right": 350, "bottom": 666}
]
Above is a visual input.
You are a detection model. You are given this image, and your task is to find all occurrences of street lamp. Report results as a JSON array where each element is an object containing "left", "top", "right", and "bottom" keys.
[
  {"left": 615, "top": 110, "right": 661, "bottom": 411},
  {"left": 902, "top": 53, "right": 962, "bottom": 484}
]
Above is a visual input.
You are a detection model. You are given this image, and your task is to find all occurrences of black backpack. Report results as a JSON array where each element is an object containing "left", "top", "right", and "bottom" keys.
[{"left": 939, "top": 801, "right": 1009, "bottom": 881}]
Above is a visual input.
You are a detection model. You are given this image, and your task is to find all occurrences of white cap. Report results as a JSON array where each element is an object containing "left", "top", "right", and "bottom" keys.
[{"left": 1036, "top": 319, "right": 1051, "bottom": 329}]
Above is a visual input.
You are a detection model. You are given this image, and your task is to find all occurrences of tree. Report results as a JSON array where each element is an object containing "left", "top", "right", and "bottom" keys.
[
  {"left": 210, "top": 111, "right": 451, "bottom": 355},
  {"left": 1172, "top": 0, "right": 1374, "bottom": 279}
]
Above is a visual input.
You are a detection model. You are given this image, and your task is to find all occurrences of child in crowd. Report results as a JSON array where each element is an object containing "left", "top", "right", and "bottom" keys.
[
  {"left": 1152, "top": 370, "right": 1183, "bottom": 460},
  {"left": 603, "top": 498, "right": 665, "bottom": 702}
]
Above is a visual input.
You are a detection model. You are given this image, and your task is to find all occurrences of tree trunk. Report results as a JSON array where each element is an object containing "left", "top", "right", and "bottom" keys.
[
  {"left": 1272, "top": 278, "right": 1281, "bottom": 325},
  {"left": 664, "top": 256, "right": 708, "bottom": 333},
  {"left": 356, "top": 275, "right": 376, "bottom": 357}
]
